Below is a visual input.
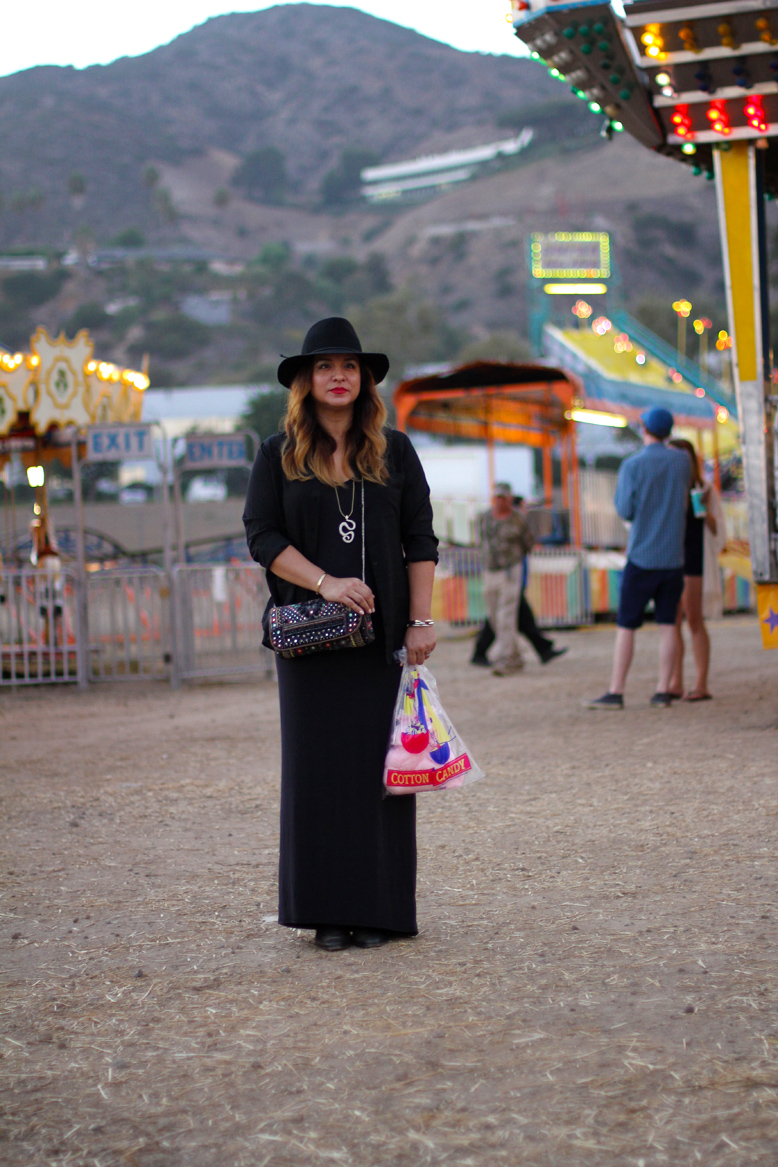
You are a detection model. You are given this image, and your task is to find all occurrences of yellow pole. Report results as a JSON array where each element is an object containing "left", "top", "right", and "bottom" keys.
[{"left": 714, "top": 142, "right": 777, "bottom": 595}]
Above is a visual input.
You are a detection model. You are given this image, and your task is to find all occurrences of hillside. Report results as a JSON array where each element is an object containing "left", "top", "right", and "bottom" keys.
[
  {"left": 0, "top": 3, "right": 740, "bottom": 386},
  {"left": 0, "top": 4, "right": 566, "bottom": 246}
]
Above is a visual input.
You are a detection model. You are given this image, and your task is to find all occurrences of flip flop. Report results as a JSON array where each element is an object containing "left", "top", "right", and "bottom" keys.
[{"left": 684, "top": 692, "right": 712, "bottom": 702}]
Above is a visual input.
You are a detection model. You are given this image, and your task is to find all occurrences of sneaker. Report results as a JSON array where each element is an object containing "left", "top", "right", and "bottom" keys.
[
  {"left": 584, "top": 692, "right": 624, "bottom": 710},
  {"left": 650, "top": 691, "right": 673, "bottom": 707},
  {"left": 540, "top": 646, "right": 568, "bottom": 665}
]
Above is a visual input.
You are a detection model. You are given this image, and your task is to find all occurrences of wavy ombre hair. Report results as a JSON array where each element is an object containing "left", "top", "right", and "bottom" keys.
[{"left": 281, "top": 359, "right": 389, "bottom": 486}]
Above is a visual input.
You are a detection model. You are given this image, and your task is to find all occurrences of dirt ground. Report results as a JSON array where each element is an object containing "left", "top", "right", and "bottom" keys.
[{"left": 1, "top": 616, "right": 777, "bottom": 1167}]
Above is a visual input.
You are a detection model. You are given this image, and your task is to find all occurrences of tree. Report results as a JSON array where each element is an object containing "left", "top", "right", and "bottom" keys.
[
  {"left": 152, "top": 187, "right": 178, "bottom": 224},
  {"left": 3, "top": 270, "right": 69, "bottom": 309},
  {"left": 241, "top": 388, "right": 287, "bottom": 440},
  {"left": 65, "top": 301, "right": 109, "bottom": 335},
  {"left": 349, "top": 289, "right": 463, "bottom": 377},
  {"left": 457, "top": 333, "right": 532, "bottom": 364},
  {"left": 232, "top": 148, "right": 288, "bottom": 204},
  {"left": 67, "top": 172, "right": 86, "bottom": 210},
  {"left": 67, "top": 172, "right": 86, "bottom": 197},
  {"left": 320, "top": 149, "right": 378, "bottom": 208},
  {"left": 131, "top": 313, "right": 210, "bottom": 361},
  {"left": 257, "top": 241, "right": 292, "bottom": 272},
  {"left": 111, "top": 227, "right": 145, "bottom": 248}
]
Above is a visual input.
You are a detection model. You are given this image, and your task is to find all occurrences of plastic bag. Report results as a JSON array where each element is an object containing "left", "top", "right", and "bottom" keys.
[{"left": 383, "top": 650, "right": 485, "bottom": 794}]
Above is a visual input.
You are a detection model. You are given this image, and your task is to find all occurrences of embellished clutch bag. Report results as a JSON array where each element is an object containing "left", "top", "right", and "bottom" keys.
[{"left": 268, "top": 599, "right": 374, "bottom": 658}]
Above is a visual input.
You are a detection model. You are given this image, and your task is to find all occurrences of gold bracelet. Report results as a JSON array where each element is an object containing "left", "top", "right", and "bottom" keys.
[{"left": 315, "top": 572, "right": 327, "bottom": 594}]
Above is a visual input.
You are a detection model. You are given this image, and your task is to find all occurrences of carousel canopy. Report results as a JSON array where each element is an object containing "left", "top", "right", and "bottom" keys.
[{"left": 0, "top": 326, "right": 149, "bottom": 440}]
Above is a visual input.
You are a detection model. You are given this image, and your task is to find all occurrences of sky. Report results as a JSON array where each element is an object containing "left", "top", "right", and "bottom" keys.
[{"left": 0, "top": 1, "right": 527, "bottom": 78}]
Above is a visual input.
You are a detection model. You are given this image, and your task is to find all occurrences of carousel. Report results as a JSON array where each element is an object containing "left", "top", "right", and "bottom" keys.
[
  {"left": 0, "top": 326, "right": 148, "bottom": 680},
  {"left": 0, "top": 325, "right": 148, "bottom": 567}
]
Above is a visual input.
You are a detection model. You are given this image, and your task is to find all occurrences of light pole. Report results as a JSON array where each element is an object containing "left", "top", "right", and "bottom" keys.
[
  {"left": 693, "top": 317, "right": 712, "bottom": 374},
  {"left": 672, "top": 300, "right": 692, "bottom": 361}
]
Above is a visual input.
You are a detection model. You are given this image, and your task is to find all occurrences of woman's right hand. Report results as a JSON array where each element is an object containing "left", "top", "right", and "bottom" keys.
[{"left": 319, "top": 574, "right": 375, "bottom": 615}]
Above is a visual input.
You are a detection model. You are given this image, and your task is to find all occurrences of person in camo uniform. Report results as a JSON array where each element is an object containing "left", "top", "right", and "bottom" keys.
[{"left": 477, "top": 482, "right": 535, "bottom": 677}]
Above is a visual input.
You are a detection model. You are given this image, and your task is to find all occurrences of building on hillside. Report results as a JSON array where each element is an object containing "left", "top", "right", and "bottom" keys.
[{"left": 360, "top": 130, "right": 534, "bottom": 203}]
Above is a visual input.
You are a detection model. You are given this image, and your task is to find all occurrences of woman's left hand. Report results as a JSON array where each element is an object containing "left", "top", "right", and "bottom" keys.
[{"left": 404, "top": 624, "right": 436, "bottom": 667}]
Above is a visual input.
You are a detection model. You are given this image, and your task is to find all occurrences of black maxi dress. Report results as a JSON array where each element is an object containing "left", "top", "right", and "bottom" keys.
[{"left": 243, "top": 430, "right": 438, "bottom": 935}]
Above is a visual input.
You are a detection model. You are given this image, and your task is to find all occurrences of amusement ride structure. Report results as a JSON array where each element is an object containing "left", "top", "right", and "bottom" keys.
[{"left": 509, "top": 0, "right": 778, "bottom": 646}]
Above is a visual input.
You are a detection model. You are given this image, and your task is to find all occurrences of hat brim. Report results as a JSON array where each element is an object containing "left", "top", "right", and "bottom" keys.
[{"left": 277, "top": 349, "right": 389, "bottom": 389}]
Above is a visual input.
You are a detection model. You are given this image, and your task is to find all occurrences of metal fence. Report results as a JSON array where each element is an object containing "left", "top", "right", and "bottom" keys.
[
  {"left": 87, "top": 567, "right": 170, "bottom": 681},
  {"left": 172, "top": 563, "right": 272, "bottom": 682},
  {"left": 435, "top": 545, "right": 592, "bottom": 629},
  {"left": 578, "top": 469, "right": 627, "bottom": 548},
  {"left": 0, "top": 569, "right": 83, "bottom": 686}
]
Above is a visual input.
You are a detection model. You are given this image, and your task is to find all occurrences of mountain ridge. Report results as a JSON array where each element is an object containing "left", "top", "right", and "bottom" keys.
[{"left": 0, "top": 4, "right": 563, "bottom": 247}]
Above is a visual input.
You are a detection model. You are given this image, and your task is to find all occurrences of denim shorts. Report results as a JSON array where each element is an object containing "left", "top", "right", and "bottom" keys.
[{"left": 617, "top": 560, "right": 684, "bottom": 629}]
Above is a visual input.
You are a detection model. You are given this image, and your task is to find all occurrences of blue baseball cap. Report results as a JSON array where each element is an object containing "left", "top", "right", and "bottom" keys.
[{"left": 640, "top": 406, "right": 674, "bottom": 439}]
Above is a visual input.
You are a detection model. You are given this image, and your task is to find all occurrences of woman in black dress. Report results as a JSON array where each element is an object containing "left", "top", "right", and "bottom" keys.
[
  {"left": 243, "top": 317, "right": 438, "bottom": 951},
  {"left": 668, "top": 437, "right": 719, "bottom": 700}
]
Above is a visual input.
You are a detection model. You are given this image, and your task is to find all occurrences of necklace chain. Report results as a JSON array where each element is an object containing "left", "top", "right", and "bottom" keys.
[
  {"left": 334, "top": 480, "right": 357, "bottom": 544},
  {"left": 334, "top": 479, "right": 356, "bottom": 520}
]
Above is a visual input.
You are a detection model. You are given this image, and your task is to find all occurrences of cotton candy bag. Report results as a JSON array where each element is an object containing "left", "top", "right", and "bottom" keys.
[{"left": 383, "top": 650, "right": 484, "bottom": 794}]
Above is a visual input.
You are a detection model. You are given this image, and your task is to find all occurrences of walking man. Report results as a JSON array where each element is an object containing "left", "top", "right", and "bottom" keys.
[
  {"left": 477, "top": 482, "right": 535, "bottom": 676},
  {"left": 586, "top": 407, "right": 691, "bottom": 709},
  {"left": 472, "top": 496, "right": 567, "bottom": 666}
]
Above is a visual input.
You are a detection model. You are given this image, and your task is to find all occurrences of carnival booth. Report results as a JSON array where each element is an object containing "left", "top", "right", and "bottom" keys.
[{"left": 395, "top": 359, "right": 748, "bottom": 627}]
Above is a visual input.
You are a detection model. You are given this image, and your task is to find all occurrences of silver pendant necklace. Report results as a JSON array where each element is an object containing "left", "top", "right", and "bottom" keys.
[{"left": 334, "top": 479, "right": 357, "bottom": 543}]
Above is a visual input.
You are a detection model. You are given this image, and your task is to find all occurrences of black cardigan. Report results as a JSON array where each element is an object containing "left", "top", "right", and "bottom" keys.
[{"left": 243, "top": 429, "right": 439, "bottom": 662}]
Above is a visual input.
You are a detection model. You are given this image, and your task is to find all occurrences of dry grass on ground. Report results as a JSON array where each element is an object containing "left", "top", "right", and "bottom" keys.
[{"left": 1, "top": 616, "right": 777, "bottom": 1166}]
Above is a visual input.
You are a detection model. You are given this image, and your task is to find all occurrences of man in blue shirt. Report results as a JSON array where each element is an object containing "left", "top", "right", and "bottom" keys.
[{"left": 586, "top": 406, "right": 691, "bottom": 709}]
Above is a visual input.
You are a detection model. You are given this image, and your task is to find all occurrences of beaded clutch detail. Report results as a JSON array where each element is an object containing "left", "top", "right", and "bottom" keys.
[{"left": 268, "top": 599, "right": 375, "bottom": 658}]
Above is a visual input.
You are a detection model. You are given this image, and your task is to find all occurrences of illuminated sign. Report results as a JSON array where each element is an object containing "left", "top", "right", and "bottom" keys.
[{"left": 530, "top": 231, "right": 611, "bottom": 279}]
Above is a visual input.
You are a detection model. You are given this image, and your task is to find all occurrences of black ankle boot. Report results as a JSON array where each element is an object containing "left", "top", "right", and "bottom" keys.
[
  {"left": 315, "top": 927, "right": 351, "bottom": 951},
  {"left": 351, "top": 928, "right": 389, "bottom": 948}
]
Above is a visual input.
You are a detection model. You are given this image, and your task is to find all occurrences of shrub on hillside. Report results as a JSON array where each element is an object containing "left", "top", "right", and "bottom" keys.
[
  {"left": 232, "top": 148, "right": 289, "bottom": 204},
  {"left": 320, "top": 149, "right": 378, "bottom": 207},
  {"left": 2, "top": 269, "right": 69, "bottom": 309},
  {"left": 111, "top": 228, "right": 146, "bottom": 248},
  {"left": 131, "top": 313, "right": 211, "bottom": 360},
  {"left": 65, "top": 301, "right": 109, "bottom": 335}
]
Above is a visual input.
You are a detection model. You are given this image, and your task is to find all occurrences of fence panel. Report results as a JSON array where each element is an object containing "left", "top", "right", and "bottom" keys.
[
  {"left": 579, "top": 469, "right": 627, "bottom": 548},
  {"left": 173, "top": 564, "right": 272, "bottom": 681},
  {"left": 434, "top": 546, "right": 592, "bottom": 629},
  {"left": 87, "top": 568, "right": 170, "bottom": 681},
  {"left": 0, "top": 569, "right": 82, "bottom": 686}
]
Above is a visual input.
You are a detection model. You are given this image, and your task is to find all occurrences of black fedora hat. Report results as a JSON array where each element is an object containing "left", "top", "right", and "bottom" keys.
[{"left": 277, "top": 317, "right": 389, "bottom": 389}]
